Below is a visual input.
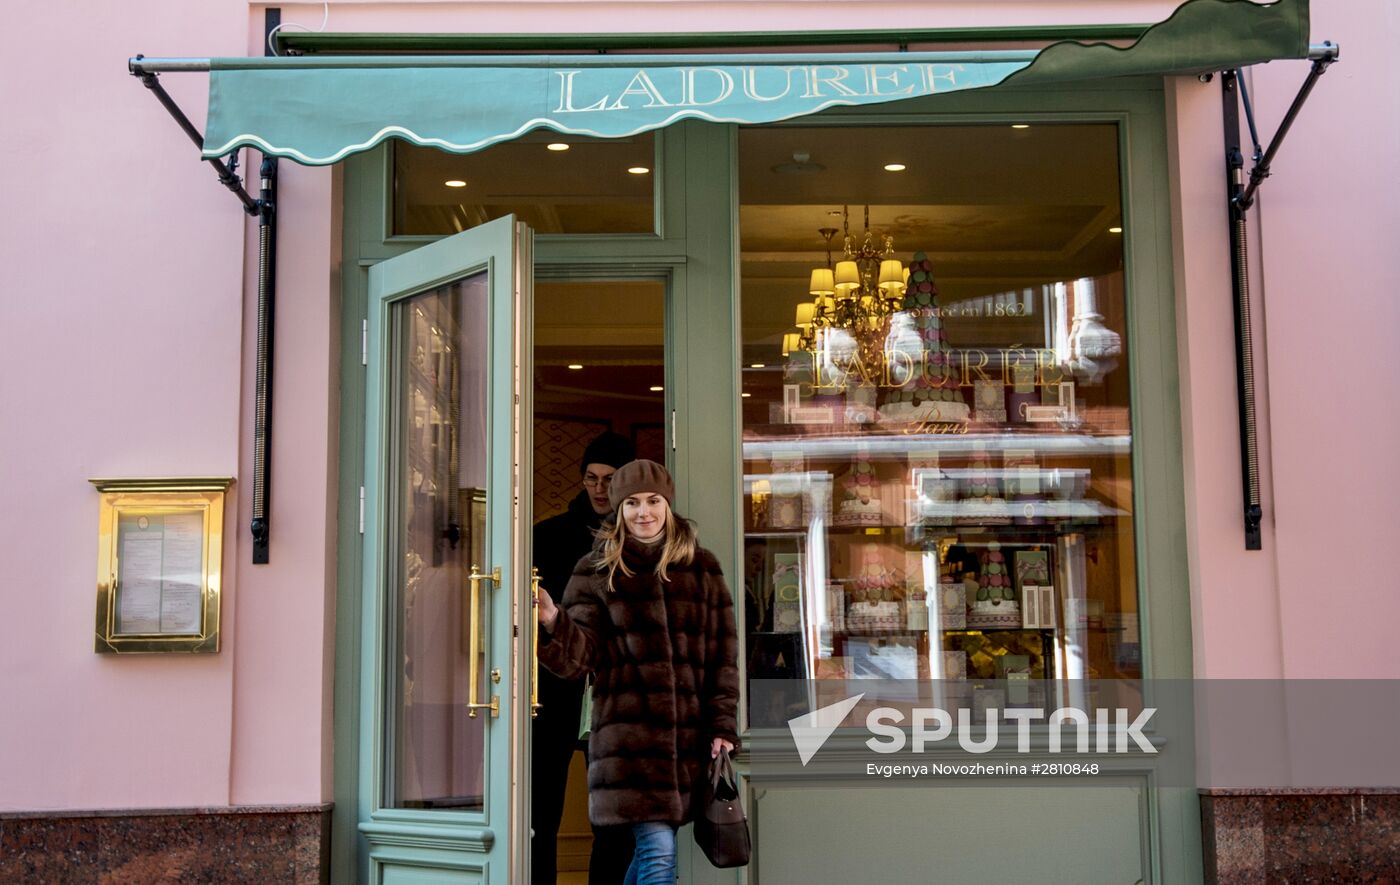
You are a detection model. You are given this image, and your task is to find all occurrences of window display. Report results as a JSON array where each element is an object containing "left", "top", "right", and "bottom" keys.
[{"left": 739, "top": 123, "right": 1138, "bottom": 714}]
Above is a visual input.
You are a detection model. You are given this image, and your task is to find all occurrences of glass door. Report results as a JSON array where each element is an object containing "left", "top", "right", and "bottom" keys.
[{"left": 359, "top": 215, "right": 534, "bottom": 884}]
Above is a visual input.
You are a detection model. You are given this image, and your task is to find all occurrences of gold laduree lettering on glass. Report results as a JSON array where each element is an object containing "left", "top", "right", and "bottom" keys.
[
  {"left": 808, "top": 348, "right": 1061, "bottom": 392},
  {"left": 551, "top": 64, "right": 953, "bottom": 114}
]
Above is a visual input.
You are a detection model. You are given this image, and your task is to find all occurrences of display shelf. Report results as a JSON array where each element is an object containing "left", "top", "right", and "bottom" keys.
[
  {"left": 743, "top": 429, "right": 1131, "bottom": 459},
  {"left": 745, "top": 520, "right": 1110, "bottom": 538}
]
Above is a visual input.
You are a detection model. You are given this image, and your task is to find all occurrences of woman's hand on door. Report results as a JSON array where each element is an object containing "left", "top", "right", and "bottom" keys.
[{"left": 535, "top": 587, "right": 558, "bottom": 631}]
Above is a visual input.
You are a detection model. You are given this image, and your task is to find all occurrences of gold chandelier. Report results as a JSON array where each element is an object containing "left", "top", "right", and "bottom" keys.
[{"left": 785, "top": 205, "right": 907, "bottom": 357}]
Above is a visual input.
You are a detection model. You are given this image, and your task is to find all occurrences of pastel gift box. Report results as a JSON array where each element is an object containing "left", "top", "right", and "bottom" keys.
[
  {"left": 771, "top": 553, "right": 803, "bottom": 633},
  {"left": 936, "top": 581, "right": 966, "bottom": 630},
  {"left": 768, "top": 452, "right": 805, "bottom": 529},
  {"left": 939, "top": 650, "right": 968, "bottom": 682}
]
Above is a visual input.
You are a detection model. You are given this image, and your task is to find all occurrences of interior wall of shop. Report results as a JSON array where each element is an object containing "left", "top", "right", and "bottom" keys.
[
  {"left": 0, "top": 0, "right": 338, "bottom": 812},
  {"left": 1164, "top": 0, "right": 1400, "bottom": 787}
]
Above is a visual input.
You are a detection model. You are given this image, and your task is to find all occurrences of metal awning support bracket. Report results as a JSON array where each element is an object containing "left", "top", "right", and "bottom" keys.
[
  {"left": 128, "top": 17, "right": 283, "bottom": 564},
  {"left": 1219, "top": 42, "right": 1338, "bottom": 551},
  {"left": 130, "top": 56, "right": 260, "bottom": 217}
]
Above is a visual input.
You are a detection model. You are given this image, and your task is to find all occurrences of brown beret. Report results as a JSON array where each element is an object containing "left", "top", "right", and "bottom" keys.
[{"left": 607, "top": 459, "right": 675, "bottom": 510}]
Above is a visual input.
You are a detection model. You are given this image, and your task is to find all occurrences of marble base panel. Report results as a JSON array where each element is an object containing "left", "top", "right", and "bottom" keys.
[
  {"left": 1201, "top": 791, "right": 1400, "bottom": 883},
  {"left": 0, "top": 804, "right": 331, "bottom": 884}
]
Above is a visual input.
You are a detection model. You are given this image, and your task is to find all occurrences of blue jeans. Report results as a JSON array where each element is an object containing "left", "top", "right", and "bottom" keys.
[{"left": 623, "top": 821, "right": 676, "bottom": 885}]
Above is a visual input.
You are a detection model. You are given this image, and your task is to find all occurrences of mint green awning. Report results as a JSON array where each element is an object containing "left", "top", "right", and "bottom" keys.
[{"left": 203, "top": 0, "right": 1308, "bottom": 166}]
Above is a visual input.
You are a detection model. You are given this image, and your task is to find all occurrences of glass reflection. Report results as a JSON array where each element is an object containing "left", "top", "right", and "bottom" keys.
[
  {"left": 739, "top": 124, "right": 1137, "bottom": 719},
  {"left": 390, "top": 273, "right": 490, "bottom": 809}
]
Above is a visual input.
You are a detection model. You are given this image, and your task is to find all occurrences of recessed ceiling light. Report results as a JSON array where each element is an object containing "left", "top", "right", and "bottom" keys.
[
  {"left": 547, "top": 143, "right": 570, "bottom": 152},
  {"left": 1011, "top": 124, "right": 1030, "bottom": 130},
  {"left": 741, "top": 392, "right": 752, "bottom": 398},
  {"left": 883, "top": 163, "right": 907, "bottom": 172},
  {"left": 567, "top": 364, "right": 584, "bottom": 370},
  {"left": 771, "top": 151, "right": 826, "bottom": 175},
  {"left": 749, "top": 363, "right": 765, "bottom": 368},
  {"left": 1109, "top": 226, "right": 1123, "bottom": 234},
  {"left": 628, "top": 166, "right": 651, "bottom": 175},
  {"left": 444, "top": 179, "right": 467, "bottom": 188},
  {"left": 649, "top": 385, "right": 664, "bottom": 392}
]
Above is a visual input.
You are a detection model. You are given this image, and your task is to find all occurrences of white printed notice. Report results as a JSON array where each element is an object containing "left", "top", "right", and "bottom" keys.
[
  {"left": 160, "top": 513, "right": 204, "bottom": 633},
  {"left": 117, "top": 531, "right": 164, "bottom": 633},
  {"left": 116, "top": 513, "right": 205, "bottom": 635}
]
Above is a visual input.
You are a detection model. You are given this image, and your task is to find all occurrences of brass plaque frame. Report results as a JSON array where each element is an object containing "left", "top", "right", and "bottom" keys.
[{"left": 90, "top": 477, "right": 233, "bottom": 654}]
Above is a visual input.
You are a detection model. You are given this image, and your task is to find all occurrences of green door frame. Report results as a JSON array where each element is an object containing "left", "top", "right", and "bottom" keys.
[
  {"left": 356, "top": 216, "right": 529, "bottom": 884},
  {"left": 334, "top": 79, "right": 1197, "bottom": 884}
]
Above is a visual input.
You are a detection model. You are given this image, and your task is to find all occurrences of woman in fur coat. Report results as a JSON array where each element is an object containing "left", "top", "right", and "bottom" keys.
[{"left": 536, "top": 459, "right": 740, "bottom": 885}]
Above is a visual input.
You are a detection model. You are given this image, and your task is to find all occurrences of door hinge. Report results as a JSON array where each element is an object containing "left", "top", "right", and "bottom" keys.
[
  {"left": 361, "top": 319, "right": 368, "bottom": 366},
  {"left": 671, "top": 410, "right": 677, "bottom": 451},
  {"left": 358, "top": 486, "right": 365, "bottom": 534}
]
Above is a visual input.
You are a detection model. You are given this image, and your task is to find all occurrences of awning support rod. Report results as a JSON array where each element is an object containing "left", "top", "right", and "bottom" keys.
[
  {"left": 249, "top": 9, "right": 281, "bottom": 564},
  {"left": 251, "top": 156, "right": 278, "bottom": 564},
  {"left": 130, "top": 55, "right": 258, "bottom": 216},
  {"left": 1235, "top": 43, "right": 1338, "bottom": 211},
  {"left": 1219, "top": 41, "right": 1338, "bottom": 551}
]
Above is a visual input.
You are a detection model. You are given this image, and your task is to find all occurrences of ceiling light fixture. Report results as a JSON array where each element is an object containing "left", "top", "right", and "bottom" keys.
[
  {"left": 741, "top": 392, "right": 752, "bottom": 398},
  {"left": 1108, "top": 226, "right": 1123, "bottom": 234},
  {"left": 649, "top": 385, "right": 664, "bottom": 392},
  {"left": 547, "top": 143, "right": 570, "bottom": 151},
  {"left": 771, "top": 150, "right": 826, "bottom": 175},
  {"left": 444, "top": 179, "right": 467, "bottom": 188},
  {"left": 787, "top": 205, "right": 918, "bottom": 371},
  {"left": 749, "top": 363, "right": 765, "bottom": 369},
  {"left": 883, "top": 163, "right": 907, "bottom": 172},
  {"left": 628, "top": 166, "right": 651, "bottom": 175},
  {"left": 567, "top": 364, "right": 584, "bottom": 370},
  {"left": 1011, "top": 124, "right": 1030, "bottom": 130}
]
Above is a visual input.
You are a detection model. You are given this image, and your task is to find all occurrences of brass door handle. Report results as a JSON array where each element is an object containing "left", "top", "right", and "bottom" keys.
[
  {"left": 466, "top": 564, "right": 501, "bottom": 719},
  {"left": 530, "top": 567, "right": 543, "bottom": 719}
]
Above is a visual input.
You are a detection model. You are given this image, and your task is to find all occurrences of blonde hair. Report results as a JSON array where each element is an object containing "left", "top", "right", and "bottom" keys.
[{"left": 593, "top": 497, "right": 697, "bottom": 591}]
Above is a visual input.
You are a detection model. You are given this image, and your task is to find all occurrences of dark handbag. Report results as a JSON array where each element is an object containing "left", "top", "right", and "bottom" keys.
[{"left": 692, "top": 748, "right": 751, "bottom": 868}]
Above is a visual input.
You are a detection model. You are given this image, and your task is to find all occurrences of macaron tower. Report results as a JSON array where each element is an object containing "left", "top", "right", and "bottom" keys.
[
  {"left": 966, "top": 540, "right": 1022, "bottom": 629},
  {"left": 879, "top": 251, "right": 969, "bottom": 426}
]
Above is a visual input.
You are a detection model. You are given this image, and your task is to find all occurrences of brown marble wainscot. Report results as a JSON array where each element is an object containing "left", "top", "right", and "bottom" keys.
[
  {"left": 0, "top": 804, "right": 331, "bottom": 884},
  {"left": 1201, "top": 789, "right": 1400, "bottom": 884}
]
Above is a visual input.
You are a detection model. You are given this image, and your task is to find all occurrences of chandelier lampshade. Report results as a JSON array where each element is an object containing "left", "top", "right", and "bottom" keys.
[
  {"left": 787, "top": 205, "right": 913, "bottom": 363},
  {"left": 834, "top": 260, "right": 861, "bottom": 295},
  {"left": 879, "top": 259, "right": 905, "bottom": 293},
  {"left": 794, "top": 302, "right": 817, "bottom": 327}
]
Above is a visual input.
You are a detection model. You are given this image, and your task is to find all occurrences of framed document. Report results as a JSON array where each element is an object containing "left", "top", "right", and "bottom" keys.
[{"left": 91, "top": 478, "right": 232, "bottom": 654}]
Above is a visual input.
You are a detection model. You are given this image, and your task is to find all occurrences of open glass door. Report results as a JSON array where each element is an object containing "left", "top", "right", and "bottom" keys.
[{"left": 360, "top": 215, "right": 533, "bottom": 884}]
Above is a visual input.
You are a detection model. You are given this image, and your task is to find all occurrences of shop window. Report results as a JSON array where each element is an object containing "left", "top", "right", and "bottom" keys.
[
  {"left": 392, "top": 133, "right": 656, "bottom": 236},
  {"left": 738, "top": 124, "right": 1135, "bottom": 714}
]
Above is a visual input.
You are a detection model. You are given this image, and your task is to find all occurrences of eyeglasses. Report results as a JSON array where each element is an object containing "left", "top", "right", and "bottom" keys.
[{"left": 583, "top": 473, "right": 615, "bottom": 489}]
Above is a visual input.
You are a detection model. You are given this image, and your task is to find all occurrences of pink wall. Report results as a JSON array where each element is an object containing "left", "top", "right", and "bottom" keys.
[
  {"left": 1252, "top": 1, "right": 1400, "bottom": 680},
  {"left": 1167, "top": 0, "right": 1400, "bottom": 785},
  {"left": 1168, "top": 1, "right": 1400, "bottom": 681},
  {"left": 267, "top": 0, "right": 1185, "bottom": 37},
  {"left": 0, "top": 0, "right": 336, "bottom": 811}
]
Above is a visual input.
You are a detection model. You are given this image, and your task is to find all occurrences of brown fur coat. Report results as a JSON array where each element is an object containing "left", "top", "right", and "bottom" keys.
[{"left": 538, "top": 537, "right": 740, "bottom": 827}]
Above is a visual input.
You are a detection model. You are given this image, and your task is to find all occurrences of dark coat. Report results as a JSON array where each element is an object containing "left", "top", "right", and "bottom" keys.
[
  {"left": 539, "top": 537, "right": 741, "bottom": 828},
  {"left": 532, "top": 491, "right": 607, "bottom": 726}
]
